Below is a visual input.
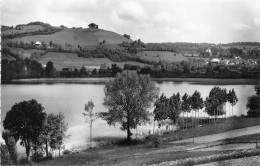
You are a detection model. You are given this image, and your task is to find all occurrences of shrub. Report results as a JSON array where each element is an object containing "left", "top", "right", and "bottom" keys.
[
  {"left": 31, "top": 151, "right": 44, "bottom": 163},
  {"left": 0, "top": 143, "right": 10, "bottom": 165},
  {"left": 2, "top": 131, "right": 18, "bottom": 163},
  {"left": 63, "top": 149, "right": 71, "bottom": 155},
  {"left": 145, "top": 135, "right": 161, "bottom": 148},
  {"left": 19, "top": 157, "right": 32, "bottom": 165}
]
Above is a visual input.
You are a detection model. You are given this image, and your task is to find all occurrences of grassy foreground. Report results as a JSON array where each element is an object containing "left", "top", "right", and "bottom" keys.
[
  {"left": 163, "top": 117, "right": 260, "bottom": 142},
  {"left": 34, "top": 117, "right": 260, "bottom": 165}
]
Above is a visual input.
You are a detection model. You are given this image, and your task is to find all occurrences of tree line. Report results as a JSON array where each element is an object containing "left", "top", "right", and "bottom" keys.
[
  {"left": 98, "top": 71, "right": 259, "bottom": 143},
  {"left": 1, "top": 100, "right": 68, "bottom": 164},
  {"left": 2, "top": 57, "right": 259, "bottom": 81}
]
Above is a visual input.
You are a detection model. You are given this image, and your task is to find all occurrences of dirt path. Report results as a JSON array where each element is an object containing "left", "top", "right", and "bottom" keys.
[
  {"left": 197, "top": 156, "right": 260, "bottom": 166},
  {"left": 193, "top": 143, "right": 256, "bottom": 151},
  {"left": 172, "top": 125, "right": 260, "bottom": 144}
]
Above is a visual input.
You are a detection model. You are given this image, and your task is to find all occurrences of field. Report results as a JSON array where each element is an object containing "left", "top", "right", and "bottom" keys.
[
  {"left": 6, "top": 28, "right": 131, "bottom": 49},
  {"left": 2, "top": 25, "right": 45, "bottom": 35},
  {"left": 137, "top": 51, "right": 188, "bottom": 63},
  {"left": 6, "top": 47, "right": 45, "bottom": 59},
  {"left": 39, "top": 52, "right": 147, "bottom": 70}
]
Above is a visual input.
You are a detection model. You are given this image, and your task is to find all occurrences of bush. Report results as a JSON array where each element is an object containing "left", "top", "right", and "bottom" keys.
[
  {"left": 19, "top": 157, "right": 32, "bottom": 165},
  {"left": 2, "top": 131, "right": 18, "bottom": 163},
  {"left": 145, "top": 135, "right": 161, "bottom": 148},
  {"left": 1, "top": 143, "right": 11, "bottom": 165},
  {"left": 31, "top": 151, "right": 44, "bottom": 163},
  {"left": 63, "top": 149, "right": 71, "bottom": 155}
]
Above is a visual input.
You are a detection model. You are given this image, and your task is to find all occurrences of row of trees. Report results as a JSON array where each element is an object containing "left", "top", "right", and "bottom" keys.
[
  {"left": 1, "top": 55, "right": 56, "bottom": 80},
  {"left": 153, "top": 87, "right": 238, "bottom": 130},
  {"left": 96, "top": 71, "right": 241, "bottom": 142},
  {"left": 2, "top": 100, "right": 68, "bottom": 163}
]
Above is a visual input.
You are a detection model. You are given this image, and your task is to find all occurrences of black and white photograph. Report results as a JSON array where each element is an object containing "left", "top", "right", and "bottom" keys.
[{"left": 1, "top": 0, "right": 260, "bottom": 165}]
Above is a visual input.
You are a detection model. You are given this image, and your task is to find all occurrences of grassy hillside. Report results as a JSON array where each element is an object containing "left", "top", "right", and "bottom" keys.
[
  {"left": 6, "top": 47, "right": 45, "bottom": 59},
  {"left": 2, "top": 25, "right": 45, "bottom": 35},
  {"left": 6, "top": 28, "right": 131, "bottom": 50},
  {"left": 39, "top": 52, "right": 146, "bottom": 70},
  {"left": 137, "top": 51, "right": 188, "bottom": 63}
]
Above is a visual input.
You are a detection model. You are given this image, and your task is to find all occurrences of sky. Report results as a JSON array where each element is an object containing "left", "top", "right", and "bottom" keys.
[{"left": 1, "top": 0, "right": 260, "bottom": 43}]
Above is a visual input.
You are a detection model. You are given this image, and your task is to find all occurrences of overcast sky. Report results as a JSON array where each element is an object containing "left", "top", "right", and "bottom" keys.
[{"left": 2, "top": 0, "right": 260, "bottom": 43}]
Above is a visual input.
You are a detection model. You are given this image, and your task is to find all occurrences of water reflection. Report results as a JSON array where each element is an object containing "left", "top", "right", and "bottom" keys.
[{"left": 1, "top": 81, "right": 255, "bottom": 149}]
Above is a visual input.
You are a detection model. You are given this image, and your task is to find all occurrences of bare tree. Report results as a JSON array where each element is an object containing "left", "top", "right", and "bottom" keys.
[{"left": 83, "top": 100, "right": 99, "bottom": 148}]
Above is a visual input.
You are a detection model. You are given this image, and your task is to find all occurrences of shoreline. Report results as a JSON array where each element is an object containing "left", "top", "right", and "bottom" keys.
[{"left": 1, "top": 77, "right": 259, "bottom": 85}]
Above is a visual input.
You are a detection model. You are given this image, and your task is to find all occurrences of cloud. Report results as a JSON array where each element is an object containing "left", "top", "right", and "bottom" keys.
[
  {"left": 115, "top": 1, "right": 147, "bottom": 22},
  {"left": 231, "top": 23, "right": 252, "bottom": 31},
  {"left": 254, "top": 18, "right": 260, "bottom": 27},
  {"left": 1, "top": 0, "right": 260, "bottom": 43}
]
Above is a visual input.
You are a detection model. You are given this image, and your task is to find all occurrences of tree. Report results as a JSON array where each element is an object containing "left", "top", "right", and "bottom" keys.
[
  {"left": 168, "top": 93, "right": 182, "bottom": 127},
  {"left": 205, "top": 87, "right": 228, "bottom": 122},
  {"left": 181, "top": 93, "right": 191, "bottom": 129},
  {"left": 111, "top": 64, "right": 122, "bottom": 76},
  {"left": 88, "top": 23, "right": 98, "bottom": 29},
  {"left": 3, "top": 99, "right": 46, "bottom": 161},
  {"left": 247, "top": 95, "right": 260, "bottom": 117},
  {"left": 254, "top": 84, "right": 260, "bottom": 96},
  {"left": 83, "top": 100, "right": 99, "bottom": 148},
  {"left": 2, "top": 130, "right": 17, "bottom": 163},
  {"left": 40, "top": 113, "right": 68, "bottom": 157},
  {"left": 45, "top": 61, "right": 55, "bottom": 77},
  {"left": 153, "top": 94, "right": 169, "bottom": 132},
  {"left": 92, "top": 68, "right": 97, "bottom": 76},
  {"left": 190, "top": 91, "right": 204, "bottom": 127},
  {"left": 247, "top": 84, "right": 260, "bottom": 117},
  {"left": 48, "top": 113, "right": 68, "bottom": 157},
  {"left": 123, "top": 34, "right": 130, "bottom": 39},
  {"left": 1, "top": 143, "right": 10, "bottom": 165},
  {"left": 228, "top": 89, "right": 238, "bottom": 116},
  {"left": 100, "top": 71, "right": 159, "bottom": 141}
]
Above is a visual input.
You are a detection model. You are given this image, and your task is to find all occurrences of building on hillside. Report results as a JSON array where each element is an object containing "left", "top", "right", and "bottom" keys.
[
  {"left": 234, "top": 56, "right": 241, "bottom": 60},
  {"left": 184, "top": 52, "right": 199, "bottom": 57},
  {"left": 211, "top": 58, "right": 220, "bottom": 63},
  {"left": 34, "top": 41, "right": 42, "bottom": 47},
  {"left": 62, "top": 68, "right": 73, "bottom": 72}
]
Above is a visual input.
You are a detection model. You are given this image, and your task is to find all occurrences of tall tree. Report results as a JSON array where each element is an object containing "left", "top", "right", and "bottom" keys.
[
  {"left": 168, "top": 93, "right": 182, "bottom": 128},
  {"left": 247, "top": 84, "right": 260, "bottom": 117},
  {"left": 45, "top": 61, "right": 55, "bottom": 77},
  {"left": 3, "top": 100, "right": 46, "bottom": 161},
  {"left": 100, "top": 71, "right": 159, "bottom": 141},
  {"left": 190, "top": 91, "right": 204, "bottom": 127},
  {"left": 83, "top": 100, "right": 99, "bottom": 148},
  {"left": 40, "top": 113, "right": 68, "bottom": 157},
  {"left": 153, "top": 94, "right": 169, "bottom": 132},
  {"left": 205, "top": 87, "right": 228, "bottom": 121},
  {"left": 49, "top": 113, "right": 68, "bottom": 157},
  {"left": 228, "top": 89, "right": 238, "bottom": 116},
  {"left": 181, "top": 93, "right": 191, "bottom": 129}
]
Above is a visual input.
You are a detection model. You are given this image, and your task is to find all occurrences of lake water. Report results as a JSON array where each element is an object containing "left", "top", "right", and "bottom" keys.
[{"left": 1, "top": 80, "right": 256, "bottom": 149}]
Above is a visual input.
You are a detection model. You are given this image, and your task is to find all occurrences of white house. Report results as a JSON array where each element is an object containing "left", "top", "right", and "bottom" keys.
[
  {"left": 211, "top": 58, "right": 220, "bottom": 63},
  {"left": 35, "top": 41, "right": 42, "bottom": 47}
]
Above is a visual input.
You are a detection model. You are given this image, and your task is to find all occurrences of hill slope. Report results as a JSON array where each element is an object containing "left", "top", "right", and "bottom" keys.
[
  {"left": 6, "top": 28, "right": 131, "bottom": 49},
  {"left": 137, "top": 51, "right": 188, "bottom": 63}
]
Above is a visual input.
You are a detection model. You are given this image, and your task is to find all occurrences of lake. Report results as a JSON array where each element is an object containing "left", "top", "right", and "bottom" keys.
[{"left": 1, "top": 79, "right": 256, "bottom": 149}]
